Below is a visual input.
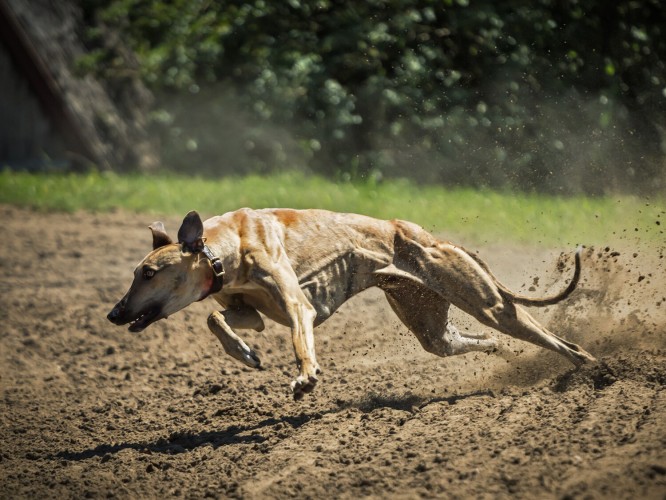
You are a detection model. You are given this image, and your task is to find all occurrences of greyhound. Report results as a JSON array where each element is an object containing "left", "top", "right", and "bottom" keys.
[{"left": 107, "top": 209, "right": 595, "bottom": 399}]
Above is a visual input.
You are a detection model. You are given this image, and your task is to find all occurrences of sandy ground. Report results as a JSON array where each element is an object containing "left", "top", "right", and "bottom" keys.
[{"left": 1, "top": 205, "right": 665, "bottom": 499}]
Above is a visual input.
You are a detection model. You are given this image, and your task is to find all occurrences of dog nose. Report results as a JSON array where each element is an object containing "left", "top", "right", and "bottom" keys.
[
  {"left": 107, "top": 306, "right": 121, "bottom": 323},
  {"left": 108, "top": 296, "right": 128, "bottom": 324},
  {"left": 107, "top": 298, "right": 127, "bottom": 324}
]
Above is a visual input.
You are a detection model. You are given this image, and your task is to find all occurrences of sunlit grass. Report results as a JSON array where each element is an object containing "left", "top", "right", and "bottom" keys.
[{"left": 1, "top": 170, "right": 663, "bottom": 247}]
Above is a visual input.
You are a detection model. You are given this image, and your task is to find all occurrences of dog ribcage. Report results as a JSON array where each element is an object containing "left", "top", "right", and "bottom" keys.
[{"left": 297, "top": 249, "right": 386, "bottom": 325}]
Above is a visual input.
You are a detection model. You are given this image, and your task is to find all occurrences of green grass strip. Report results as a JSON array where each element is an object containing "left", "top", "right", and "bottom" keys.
[{"left": 1, "top": 170, "right": 663, "bottom": 247}]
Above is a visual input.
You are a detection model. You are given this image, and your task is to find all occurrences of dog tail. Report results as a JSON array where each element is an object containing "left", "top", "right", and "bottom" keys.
[{"left": 467, "top": 246, "right": 582, "bottom": 307}]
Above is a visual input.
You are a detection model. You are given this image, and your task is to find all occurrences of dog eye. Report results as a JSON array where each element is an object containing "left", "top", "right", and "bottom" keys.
[{"left": 143, "top": 268, "right": 156, "bottom": 280}]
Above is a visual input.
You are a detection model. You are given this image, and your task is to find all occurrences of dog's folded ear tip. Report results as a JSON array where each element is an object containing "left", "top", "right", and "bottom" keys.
[{"left": 149, "top": 221, "right": 173, "bottom": 249}]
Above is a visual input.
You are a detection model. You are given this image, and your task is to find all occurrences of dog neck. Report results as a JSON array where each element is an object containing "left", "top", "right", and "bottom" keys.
[{"left": 198, "top": 244, "right": 225, "bottom": 300}]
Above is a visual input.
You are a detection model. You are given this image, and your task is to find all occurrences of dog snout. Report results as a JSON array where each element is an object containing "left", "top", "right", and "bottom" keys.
[
  {"left": 107, "top": 305, "right": 124, "bottom": 324},
  {"left": 107, "top": 297, "right": 128, "bottom": 324},
  {"left": 107, "top": 306, "right": 121, "bottom": 324}
]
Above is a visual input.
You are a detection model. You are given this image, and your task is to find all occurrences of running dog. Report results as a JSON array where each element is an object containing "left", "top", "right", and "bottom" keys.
[{"left": 107, "top": 209, "right": 596, "bottom": 399}]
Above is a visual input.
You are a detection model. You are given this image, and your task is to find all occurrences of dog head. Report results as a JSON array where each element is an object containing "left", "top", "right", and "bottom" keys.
[{"left": 107, "top": 211, "right": 215, "bottom": 332}]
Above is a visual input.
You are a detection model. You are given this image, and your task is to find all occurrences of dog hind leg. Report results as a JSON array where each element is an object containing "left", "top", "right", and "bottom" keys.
[
  {"left": 443, "top": 322, "right": 498, "bottom": 355},
  {"left": 478, "top": 302, "right": 596, "bottom": 367},
  {"left": 389, "top": 228, "right": 594, "bottom": 366},
  {"left": 382, "top": 281, "right": 497, "bottom": 357}
]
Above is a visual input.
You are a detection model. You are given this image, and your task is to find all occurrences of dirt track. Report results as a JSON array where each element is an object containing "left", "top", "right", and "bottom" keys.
[{"left": 1, "top": 205, "right": 665, "bottom": 499}]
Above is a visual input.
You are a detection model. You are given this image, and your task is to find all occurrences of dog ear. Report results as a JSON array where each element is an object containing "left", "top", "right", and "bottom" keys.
[
  {"left": 177, "top": 210, "right": 205, "bottom": 252},
  {"left": 149, "top": 222, "right": 173, "bottom": 249}
]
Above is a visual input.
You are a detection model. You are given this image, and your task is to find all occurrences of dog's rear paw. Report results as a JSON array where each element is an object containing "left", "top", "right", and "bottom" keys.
[
  {"left": 572, "top": 349, "right": 597, "bottom": 368},
  {"left": 290, "top": 374, "right": 318, "bottom": 400}
]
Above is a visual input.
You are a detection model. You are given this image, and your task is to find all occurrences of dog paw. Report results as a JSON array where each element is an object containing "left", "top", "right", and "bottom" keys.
[
  {"left": 290, "top": 374, "right": 318, "bottom": 401},
  {"left": 572, "top": 349, "right": 597, "bottom": 367},
  {"left": 232, "top": 345, "right": 261, "bottom": 369},
  {"left": 245, "top": 349, "right": 262, "bottom": 369},
  {"left": 482, "top": 338, "right": 499, "bottom": 353},
  {"left": 214, "top": 325, "right": 262, "bottom": 369}
]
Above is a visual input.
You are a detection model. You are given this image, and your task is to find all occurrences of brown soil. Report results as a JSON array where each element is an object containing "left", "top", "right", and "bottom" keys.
[{"left": 1, "top": 205, "right": 665, "bottom": 499}]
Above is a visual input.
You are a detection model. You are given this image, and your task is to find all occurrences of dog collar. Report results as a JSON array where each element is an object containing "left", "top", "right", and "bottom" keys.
[{"left": 202, "top": 244, "right": 225, "bottom": 295}]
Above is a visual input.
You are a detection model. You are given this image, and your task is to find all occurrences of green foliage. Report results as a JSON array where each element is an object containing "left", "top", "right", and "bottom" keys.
[
  {"left": 80, "top": 0, "right": 666, "bottom": 194},
  {"left": 1, "top": 170, "right": 663, "bottom": 246}
]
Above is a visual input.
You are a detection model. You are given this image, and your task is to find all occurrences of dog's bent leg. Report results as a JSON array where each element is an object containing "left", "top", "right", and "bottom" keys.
[
  {"left": 389, "top": 227, "right": 594, "bottom": 366},
  {"left": 383, "top": 282, "right": 497, "bottom": 357},
  {"left": 208, "top": 311, "right": 262, "bottom": 369},
  {"left": 443, "top": 322, "right": 498, "bottom": 355},
  {"left": 222, "top": 306, "right": 266, "bottom": 332}
]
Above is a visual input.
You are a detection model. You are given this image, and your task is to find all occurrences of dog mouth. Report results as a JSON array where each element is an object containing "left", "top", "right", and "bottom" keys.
[{"left": 128, "top": 307, "right": 162, "bottom": 332}]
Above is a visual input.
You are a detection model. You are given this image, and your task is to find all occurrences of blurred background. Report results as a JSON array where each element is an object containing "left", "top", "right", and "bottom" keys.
[{"left": 1, "top": 0, "right": 665, "bottom": 195}]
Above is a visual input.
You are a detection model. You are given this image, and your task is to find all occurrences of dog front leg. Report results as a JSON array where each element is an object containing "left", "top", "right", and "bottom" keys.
[
  {"left": 284, "top": 298, "right": 321, "bottom": 400},
  {"left": 252, "top": 291, "right": 320, "bottom": 399},
  {"left": 252, "top": 266, "right": 320, "bottom": 399},
  {"left": 207, "top": 311, "right": 262, "bottom": 369}
]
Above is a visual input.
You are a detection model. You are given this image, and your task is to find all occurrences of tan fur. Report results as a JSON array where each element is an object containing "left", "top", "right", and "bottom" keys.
[{"left": 108, "top": 208, "right": 596, "bottom": 400}]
